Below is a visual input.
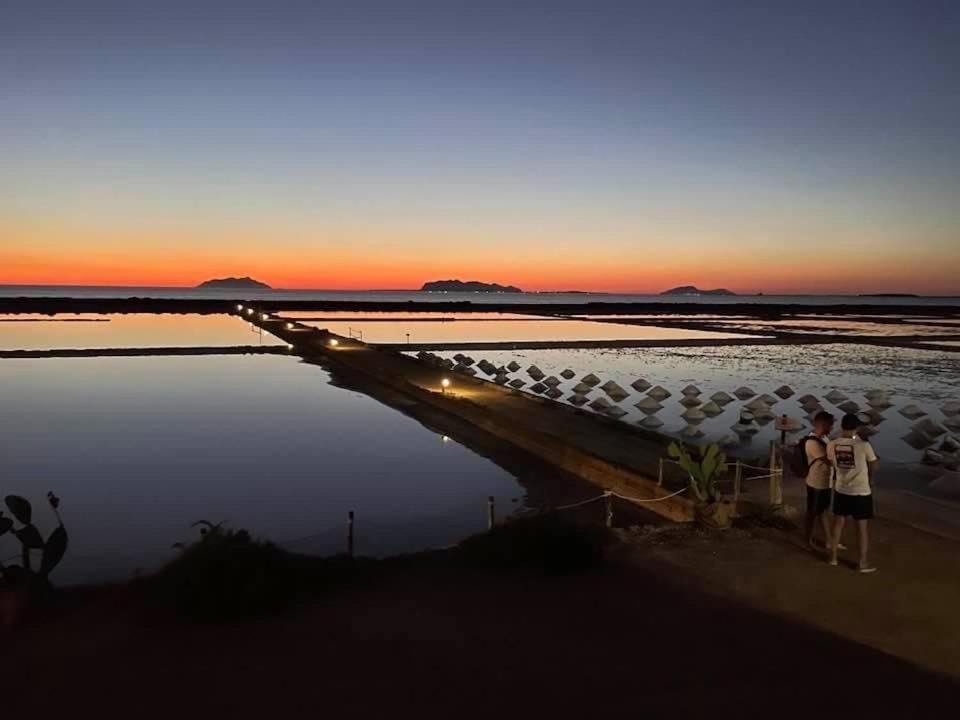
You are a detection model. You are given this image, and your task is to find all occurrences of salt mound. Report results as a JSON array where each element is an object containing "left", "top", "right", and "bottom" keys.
[
  {"left": 543, "top": 376, "right": 561, "bottom": 387},
  {"left": 494, "top": 373, "right": 508, "bottom": 385},
  {"left": 758, "top": 393, "right": 779, "bottom": 405},
  {"left": 734, "top": 387, "right": 756, "bottom": 401},
  {"left": 679, "top": 395, "right": 702, "bottom": 408},
  {"left": 681, "top": 384, "right": 702, "bottom": 396},
  {"left": 681, "top": 407, "right": 707, "bottom": 423},
  {"left": 913, "top": 417, "right": 947, "bottom": 438},
  {"left": 946, "top": 416, "right": 960, "bottom": 432},
  {"left": 902, "top": 431, "right": 934, "bottom": 449},
  {"left": 899, "top": 404, "right": 927, "bottom": 420},
  {"left": 506, "top": 360, "right": 521, "bottom": 372},
  {"left": 605, "top": 406, "right": 628, "bottom": 419},
  {"left": 631, "top": 378, "right": 652, "bottom": 392},
  {"left": 589, "top": 397, "right": 612, "bottom": 411},
  {"left": 797, "top": 394, "right": 819, "bottom": 405},
  {"left": 941, "top": 401, "right": 960, "bottom": 417},
  {"left": 701, "top": 400, "right": 723, "bottom": 416},
  {"left": 581, "top": 373, "right": 601, "bottom": 387},
  {"left": 638, "top": 415, "right": 664, "bottom": 429},
  {"left": 647, "top": 385, "right": 671, "bottom": 401},
  {"left": 527, "top": 365, "right": 545, "bottom": 381},
  {"left": 634, "top": 397, "right": 664, "bottom": 414},
  {"left": 837, "top": 400, "right": 861, "bottom": 415},
  {"left": 710, "top": 391, "right": 734, "bottom": 405},
  {"left": 544, "top": 387, "right": 563, "bottom": 400},
  {"left": 529, "top": 382, "right": 547, "bottom": 394},
  {"left": 572, "top": 382, "right": 593, "bottom": 395},
  {"left": 940, "top": 436, "right": 960, "bottom": 453},
  {"left": 745, "top": 398, "right": 771, "bottom": 412},
  {"left": 600, "top": 380, "right": 628, "bottom": 400},
  {"left": 774, "top": 385, "right": 795, "bottom": 399},
  {"left": 509, "top": 378, "right": 526, "bottom": 389},
  {"left": 567, "top": 394, "right": 589, "bottom": 406},
  {"left": 560, "top": 369, "right": 576, "bottom": 380},
  {"left": 825, "top": 389, "right": 848, "bottom": 405}
]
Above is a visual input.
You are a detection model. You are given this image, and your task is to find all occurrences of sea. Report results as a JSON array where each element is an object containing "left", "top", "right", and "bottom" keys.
[{"left": 2, "top": 285, "right": 959, "bottom": 306}]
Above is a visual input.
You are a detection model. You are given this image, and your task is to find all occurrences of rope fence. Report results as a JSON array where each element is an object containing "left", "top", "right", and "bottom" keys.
[{"left": 275, "top": 450, "right": 788, "bottom": 557}]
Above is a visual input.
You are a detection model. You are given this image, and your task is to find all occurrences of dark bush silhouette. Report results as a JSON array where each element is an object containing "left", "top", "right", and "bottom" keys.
[{"left": 147, "top": 523, "right": 309, "bottom": 622}]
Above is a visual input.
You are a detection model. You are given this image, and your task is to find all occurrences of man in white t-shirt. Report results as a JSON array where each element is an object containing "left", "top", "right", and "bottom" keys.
[
  {"left": 827, "top": 413, "right": 879, "bottom": 573},
  {"left": 803, "top": 411, "right": 836, "bottom": 551}
]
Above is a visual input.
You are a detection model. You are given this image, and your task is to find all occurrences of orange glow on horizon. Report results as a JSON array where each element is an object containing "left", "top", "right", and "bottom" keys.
[{"left": 2, "top": 219, "right": 956, "bottom": 296}]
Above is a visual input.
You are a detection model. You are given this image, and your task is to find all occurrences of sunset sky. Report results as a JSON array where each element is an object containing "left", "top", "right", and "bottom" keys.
[{"left": 2, "top": 1, "right": 959, "bottom": 294}]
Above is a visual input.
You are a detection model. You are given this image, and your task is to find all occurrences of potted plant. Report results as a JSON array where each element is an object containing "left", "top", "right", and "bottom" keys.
[
  {"left": 0, "top": 492, "right": 68, "bottom": 627},
  {"left": 667, "top": 442, "right": 733, "bottom": 529}
]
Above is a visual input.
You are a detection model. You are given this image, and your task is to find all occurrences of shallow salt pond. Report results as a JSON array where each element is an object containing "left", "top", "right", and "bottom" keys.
[
  {"left": 297, "top": 318, "right": 754, "bottom": 344},
  {"left": 0, "top": 313, "right": 278, "bottom": 350},
  {"left": 423, "top": 344, "right": 960, "bottom": 464},
  {"left": 0, "top": 354, "right": 528, "bottom": 583}
]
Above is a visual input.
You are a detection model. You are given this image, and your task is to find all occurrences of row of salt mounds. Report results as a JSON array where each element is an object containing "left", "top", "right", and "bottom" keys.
[{"left": 458, "top": 356, "right": 960, "bottom": 440}]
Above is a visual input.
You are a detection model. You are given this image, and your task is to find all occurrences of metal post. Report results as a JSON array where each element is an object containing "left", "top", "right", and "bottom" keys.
[
  {"left": 487, "top": 496, "right": 495, "bottom": 530},
  {"left": 347, "top": 510, "right": 355, "bottom": 557},
  {"left": 604, "top": 492, "right": 613, "bottom": 528}
]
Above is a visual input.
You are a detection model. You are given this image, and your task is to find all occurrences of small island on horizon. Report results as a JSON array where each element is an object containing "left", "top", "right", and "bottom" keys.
[
  {"left": 660, "top": 285, "right": 737, "bottom": 297},
  {"left": 421, "top": 279, "right": 522, "bottom": 293},
  {"left": 197, "top": 276, "right": 272, "bottom": 290}
]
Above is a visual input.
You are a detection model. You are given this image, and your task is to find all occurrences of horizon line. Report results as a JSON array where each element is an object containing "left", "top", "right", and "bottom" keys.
[{"left": 0, "top": 282, "right": 955, "bottom": 298}]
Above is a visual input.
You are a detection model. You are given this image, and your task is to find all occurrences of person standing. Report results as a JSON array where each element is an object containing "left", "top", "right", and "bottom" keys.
[
  {"left": 828, "top": 414, "right": 879, "bottom": 573},
  {"left": 803, "top": 411, "right": 836, "bottom": 551}
]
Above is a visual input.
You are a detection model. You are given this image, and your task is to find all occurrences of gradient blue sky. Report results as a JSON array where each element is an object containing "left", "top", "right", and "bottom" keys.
[{"left": 2, "top": 0, "right": 959, "bottom": 292}]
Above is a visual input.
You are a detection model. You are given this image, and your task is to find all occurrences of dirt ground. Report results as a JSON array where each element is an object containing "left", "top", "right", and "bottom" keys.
[
  {"left": 4, "top": 530, "right": 958, "bottom": 719},
  {"left": 617, "top": 512, "right": 960, "bottom": 680}
]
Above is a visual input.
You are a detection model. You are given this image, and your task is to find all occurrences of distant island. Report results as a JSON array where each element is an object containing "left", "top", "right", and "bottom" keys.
[
  {"left": 660, "top": 285, "right": 737, "bottom": 297},
  {"left": 197, "top": 276, "right": 271, "bottom": 290},
  {"left": 859, "top": 293, "right": 919, "bottom": 298},
  {"left": 421, "top": 279, "right": 522, "bottom": 293}
]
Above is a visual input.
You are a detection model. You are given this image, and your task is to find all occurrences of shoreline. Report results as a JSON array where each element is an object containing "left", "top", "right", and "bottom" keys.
[{"left": 3, "top": 296, "right": 960, "bottom": 318}]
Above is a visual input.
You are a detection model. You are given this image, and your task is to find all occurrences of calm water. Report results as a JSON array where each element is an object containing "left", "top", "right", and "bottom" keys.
[
  {"left": 0, "top": 354, "right": 528, "bottom": 583},
  {"left": 3, "top": 285, "right": 959, "bottom": 306},
  {"left": 0, "top": 313, "right": 277, "bottom": 350},
  {"left": 424, "top": 344, "right": 960, "bottom": 463},
  {"left": 298, "top": 318, "right": 753, "bottom": 344}
]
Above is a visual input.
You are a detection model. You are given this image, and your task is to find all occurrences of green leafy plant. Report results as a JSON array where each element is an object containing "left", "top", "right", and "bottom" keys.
[
  {"left": 0, "top": 492, "right": 68, "bottom": 589},
  {"left": 667, "top": 442, "right": 728, "bottom": 504}
]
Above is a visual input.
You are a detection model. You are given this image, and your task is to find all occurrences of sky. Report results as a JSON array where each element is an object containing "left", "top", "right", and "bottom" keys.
[{"left": 2, "top": 0, "right": 959, "bottom": 294}]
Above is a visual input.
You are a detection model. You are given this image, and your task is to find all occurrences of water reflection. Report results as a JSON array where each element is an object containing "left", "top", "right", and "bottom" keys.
[
  {"left": 299, "top": 319, "right": 754, "bottom": 344},
  {"left": 0, "top": 313, "right": 278, "bottom": 350},
  {"left": 0, "top": 354, "right": 526, "bottom": 582}
]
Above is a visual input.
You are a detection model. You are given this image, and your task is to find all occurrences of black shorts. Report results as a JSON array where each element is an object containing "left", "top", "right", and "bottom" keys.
[
  {"left": 833, "top": 493, "right": 874, "bottom": 520},
  {"left": 806, "top": 487, "right": 832, "bottom": 515}
]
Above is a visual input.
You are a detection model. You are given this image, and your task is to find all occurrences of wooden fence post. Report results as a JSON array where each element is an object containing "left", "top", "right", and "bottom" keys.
[
  {"left": 769, "top": 441, "right": 783, "bottom": 507},
  {"left": 733, "top": 460, "right": 742, "bottom": 505}
]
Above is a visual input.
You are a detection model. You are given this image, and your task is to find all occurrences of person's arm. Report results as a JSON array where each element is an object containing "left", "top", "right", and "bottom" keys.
[
  {"left": 809, "top": 439, "right": 829, "bottom": 467},
  {"left": 825, "top": 441, "right": 836, "bottom": 468},
  {"left": 865, "top": 442, "right": 879, "bottom": 476}
]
